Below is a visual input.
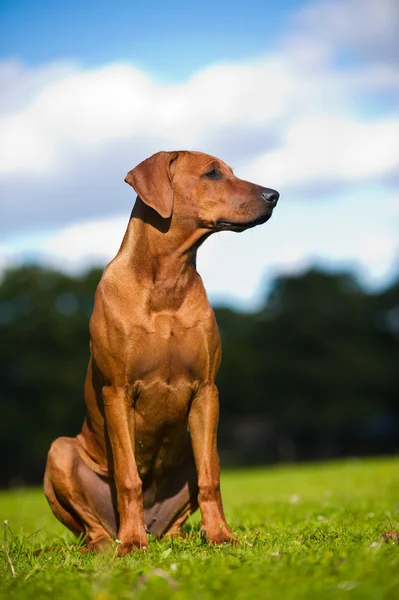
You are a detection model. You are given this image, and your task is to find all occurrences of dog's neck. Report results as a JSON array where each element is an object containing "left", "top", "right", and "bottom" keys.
[{"left": 117, "top": 199, "right": 208, "bottom": 311}]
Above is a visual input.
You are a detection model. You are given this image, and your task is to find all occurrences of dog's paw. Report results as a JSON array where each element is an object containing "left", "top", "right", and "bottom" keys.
[
  {"left": 202, "top": 525, "right": 239, "bottom": 545},
  {"left": 115, "top": 539, "right": 149, "bottom": 556},
  {"left": 81, "top": 537, "right": 113, "bottom": 553}
]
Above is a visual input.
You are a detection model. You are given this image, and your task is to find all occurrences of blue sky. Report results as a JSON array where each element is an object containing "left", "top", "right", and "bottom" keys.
[
  {"left": 1, "top": 0, "right": 398, "bottom": 308},
  {"left": 2, "top": 1, "right": 302, "bottom": 77}
]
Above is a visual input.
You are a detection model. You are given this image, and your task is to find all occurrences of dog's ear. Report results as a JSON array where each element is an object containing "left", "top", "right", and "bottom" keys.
[{"left": 124, "top": 151, "right": 179, "bottom": 219}]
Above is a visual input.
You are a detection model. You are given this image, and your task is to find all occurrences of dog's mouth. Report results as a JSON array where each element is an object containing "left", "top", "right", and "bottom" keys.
[{"left": 215, "top": 212, "right": 272, "bottom": 232}]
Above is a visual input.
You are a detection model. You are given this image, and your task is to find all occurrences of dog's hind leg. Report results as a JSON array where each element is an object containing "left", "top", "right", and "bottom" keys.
[
  {"left": 44, "top": 437, "right": 117, "bottom": 551},
  {"left": 44, "top": 436, "right": 199, "bottom": 547}
]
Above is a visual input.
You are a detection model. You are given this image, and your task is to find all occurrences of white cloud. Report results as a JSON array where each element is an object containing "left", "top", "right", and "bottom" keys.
[
  {"left": 243, "top": 115, "right": 399, "bottom": 191},
  {"left": 40, "top": 215, "right": 127, "bottom": 271},
  {"left": 296, "top": 0, "right": 399, "bottom": 64},
  {"left": 0, "top": 59, "right": 76, "bottom": 114},
  {"left": 0, "top": 64, "right": 156, "bottom": 176},
  {"left": 1, "top": 51, "right": 398, "bottom": 239},
  {"left": 1, "top": 49, "right": 398, "bottom": 182},
  {"left": 0, "top": 57, "right": 298, "bottom": 178}
]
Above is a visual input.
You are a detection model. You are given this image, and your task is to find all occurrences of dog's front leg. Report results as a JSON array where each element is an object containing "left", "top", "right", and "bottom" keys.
[
  {"left": 103, "top": 385, "right": 148, "bottom": 555},
  {"left": 188, "top": 383, "right": 237, "bottom": 544}
]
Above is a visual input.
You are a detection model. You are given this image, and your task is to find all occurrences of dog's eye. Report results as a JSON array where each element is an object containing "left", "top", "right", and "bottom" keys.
[{"left": 203, "top": 168, "right": 222, "bottom": 180}]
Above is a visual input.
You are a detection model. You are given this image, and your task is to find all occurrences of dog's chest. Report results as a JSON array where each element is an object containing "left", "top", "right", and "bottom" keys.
[{"left": 129, "top": 312, "right": 212, "bottom": 384}]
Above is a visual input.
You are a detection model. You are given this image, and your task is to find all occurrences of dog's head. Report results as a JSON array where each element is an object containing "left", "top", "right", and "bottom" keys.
[{"left": 125, "top": 151, "right": 279, "bottom": 233}]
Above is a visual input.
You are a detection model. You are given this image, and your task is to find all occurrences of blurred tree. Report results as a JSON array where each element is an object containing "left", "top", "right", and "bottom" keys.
[
  {"left": 0, "top": 265, "right": 102, "bottom": 484},
  {"left": 215, "top": 269, "right": 399, "bottom": 462}
]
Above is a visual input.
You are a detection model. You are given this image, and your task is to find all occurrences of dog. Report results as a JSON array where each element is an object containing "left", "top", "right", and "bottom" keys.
[{"left": 44, "top": 150, "right": 279, "bottom": 555}]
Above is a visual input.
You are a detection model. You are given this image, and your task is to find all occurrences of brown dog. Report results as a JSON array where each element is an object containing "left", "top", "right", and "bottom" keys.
[{"left": 44, "top": 151, "right": 279, "bottom": 555}]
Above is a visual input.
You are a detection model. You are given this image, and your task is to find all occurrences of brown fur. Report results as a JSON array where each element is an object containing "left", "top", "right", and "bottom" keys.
[{"left": 44, "top": 151, "right": 279, "bottom": 555}]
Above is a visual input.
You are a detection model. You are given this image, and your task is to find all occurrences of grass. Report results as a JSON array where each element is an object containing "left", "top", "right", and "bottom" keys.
[{"left": 1, "top": 457, "right": 398, "bottom": 599}]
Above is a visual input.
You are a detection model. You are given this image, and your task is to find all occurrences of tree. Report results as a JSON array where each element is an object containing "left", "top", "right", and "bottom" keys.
[{"left": 0, "top": 265, "right": 102, "bottom": 484}]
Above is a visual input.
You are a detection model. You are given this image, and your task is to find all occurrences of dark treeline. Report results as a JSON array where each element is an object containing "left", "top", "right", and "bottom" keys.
[{"left": 0, "top": 265, "right": 398, "bottom": 486}]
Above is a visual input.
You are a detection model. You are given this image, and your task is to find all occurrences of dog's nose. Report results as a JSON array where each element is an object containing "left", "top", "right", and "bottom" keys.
[{"left": 261, "top": 188, "right": 279, "bottom": 207}]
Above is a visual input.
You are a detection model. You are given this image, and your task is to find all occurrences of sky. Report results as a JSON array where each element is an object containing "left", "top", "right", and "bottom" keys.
[{"left": 1, "top": 0, "right": 398, "bottom": 309}]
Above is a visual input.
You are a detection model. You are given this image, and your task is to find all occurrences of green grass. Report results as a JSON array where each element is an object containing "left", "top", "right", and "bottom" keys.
[{"left": 1, "top": 458, "right": 398, "bottom": 599}]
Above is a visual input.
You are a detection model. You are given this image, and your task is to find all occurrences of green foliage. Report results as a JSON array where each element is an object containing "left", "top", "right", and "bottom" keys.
[
  {"left": 0, "top": 266, "right": 103, "bottom": 483},
  {"left": 1, "top": 458, "right": 398, "bottom": 599},
  {"left": 215, "top": 269, "right": 399, "bottom": 464}
]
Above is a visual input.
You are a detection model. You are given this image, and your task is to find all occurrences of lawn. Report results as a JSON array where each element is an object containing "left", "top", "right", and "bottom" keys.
[{"left": 1, "top": 458, "right": 398, "bottom": 599}]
